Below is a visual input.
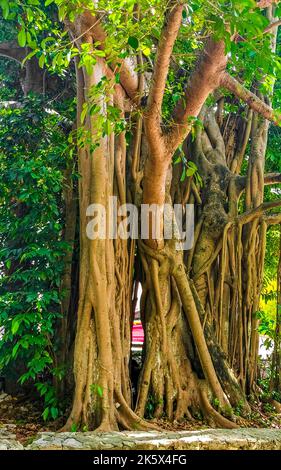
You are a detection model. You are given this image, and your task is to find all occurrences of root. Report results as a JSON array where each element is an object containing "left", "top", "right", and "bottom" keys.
[
  {"left": 115, "top": 390, "right": 160, "bottom": 431},
  {"left": 268, "top": 399, "right": 281, "bottom": 413},
  {"left": 199, "top": 387, "right": 239, "bottom": 429},
  {"left": 172, "top": 260, "right": 232, "bottom": 411}
]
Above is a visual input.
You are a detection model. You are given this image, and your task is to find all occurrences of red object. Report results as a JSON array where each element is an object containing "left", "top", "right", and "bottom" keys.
[{"left": 132, "top": 321, "right": 144, "bottom": 344}]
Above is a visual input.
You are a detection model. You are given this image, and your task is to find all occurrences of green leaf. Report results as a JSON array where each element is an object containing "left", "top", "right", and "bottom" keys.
[
  {"left": 141, "top": 45, "right": 151, "bottom": 57},
  {"left": 50, "top": 407, "right": 58, "bottom": 419},
  {"left": 85, "top": 61, "right": 94, "bottom": 76},
  {"left": 22, "top": 49, "right": 38, "bottom": 66},
  {"left": 39, "top": 54, "right": 46, "bottom": 68},
  {"left": 80, "top": 104, "right": 88, "bottom": 124},
  {"left": 45, "top": 0, "right": 54, "bottom": 5},
  {"left": 0, "top": 0, "right": 9, "bottom": 19},
  {"left": 6, "top": 259, "right": 11, "bottom": 269},
  {"left": 104, "top": 119, "right": 111, "bottom": 136},
  {"left": 18, "top": 29, "right": 27, "bottom": 48},
  {"left": 11, "top": 319, "right": 20, "bottom": 335},
  {"left": 180, "top": 168, "right": 186, "bottom": 182},
  {"left": 12, "top": 343, "right": 20, "bottom": 358},
  {"left": 90, "top": 383, "right": 103, "bottom": 397},
  {"left": 42, "top": 407, "right": 50, "bottom": 421},
  {"left": 26, "top": 8, "right": 33, "bottom": 22},
  {"left": 128, "top": 36, "right": 139, "bottom": 50}
]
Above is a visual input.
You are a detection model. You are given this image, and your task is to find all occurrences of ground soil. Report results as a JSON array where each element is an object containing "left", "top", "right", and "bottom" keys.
[{"left": 0, "top": 392, "right": 280, "bottom": 445}]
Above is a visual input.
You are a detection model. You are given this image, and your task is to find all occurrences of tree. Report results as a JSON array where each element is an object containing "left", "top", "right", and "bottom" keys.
[{"left": 1, "top": 0, "right": 281, "bottom": 431}]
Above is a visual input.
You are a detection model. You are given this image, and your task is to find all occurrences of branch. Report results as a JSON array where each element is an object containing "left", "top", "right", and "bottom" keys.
[
  {"left": 264, "top": 173, "right": 281, "bottom": 185},
  {"left": 146, "top": 3, "right": 184, "bottom": 123},
  {"left": 167, "top": 38, "right": 228, "bottom": 155},
  {"left": 265, "top": 213, "right": 281, "bottom": 225},
  {"left": 237, "top": 173, "right": 281, "bottom": 192},
  {"left": 264, "top": 19, "right": 281, "bottom": 33},
  {"left": 220, "top": 73, "right": 281, "bottom": 124},
  {"left": 145, "top": 2, "right": 184, "bottom": 153},
  {"left": 238, "top": 200, "right": 281, "bottom": 225},
  {"left": 257, "top": 0, "right": 280, "bottom": 7},
  {"left": 66, "top": 12, "right": 139, "bottom": 102},
  {"left": 90, "top": 15, "right": 139, "bottom": 101},
  {"left": 235, "top": 18, "right": 281, "bottom": 42},
  {"left": 0, "top": 41, "right": 27, "bottom": 63}
]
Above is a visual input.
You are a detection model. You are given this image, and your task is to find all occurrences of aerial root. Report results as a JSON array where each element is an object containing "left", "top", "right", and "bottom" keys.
[{"left": 199, "top": 388, "right": 239, "bottom": 429}]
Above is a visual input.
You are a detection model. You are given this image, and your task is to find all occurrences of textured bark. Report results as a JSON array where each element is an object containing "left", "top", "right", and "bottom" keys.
[
  {"left": 63, "top": 4, "right": 280, "bottom": 430},
  {"left": 62, "top": 21, "right": 157, "bottom": 430},
  {"left": 270, "top": 229, "right": 281, "bottom": 393}
]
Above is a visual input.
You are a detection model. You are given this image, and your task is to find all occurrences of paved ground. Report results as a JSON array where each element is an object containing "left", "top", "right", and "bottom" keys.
[
  {"left": 0, "top": 424, "right": 24, "bottom": 450},
  {"left": 1, "top": 426, "right": 281, "bottom": 450}
]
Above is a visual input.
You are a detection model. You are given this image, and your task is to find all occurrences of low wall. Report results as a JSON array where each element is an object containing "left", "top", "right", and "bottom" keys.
[{"left": 1, "top": 427, "right": 281, "bottom": 450}]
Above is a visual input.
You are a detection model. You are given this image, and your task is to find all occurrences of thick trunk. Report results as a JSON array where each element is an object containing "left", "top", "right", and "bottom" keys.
[
  {"left": 63, "top": 46, "right": 155, "bottom": 430},
  {"left": 136, "top": 240, "right": 240, "bottom": 427}
]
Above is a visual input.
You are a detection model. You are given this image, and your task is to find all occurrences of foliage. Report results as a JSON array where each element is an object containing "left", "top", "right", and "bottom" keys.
[{"left": 0, "top": 95, "right": 72, "bottom": 419}]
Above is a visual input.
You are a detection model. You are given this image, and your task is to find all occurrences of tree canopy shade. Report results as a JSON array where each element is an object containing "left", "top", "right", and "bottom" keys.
[{"left": 0, "top": 0, "right": 281, "bottom": 431}]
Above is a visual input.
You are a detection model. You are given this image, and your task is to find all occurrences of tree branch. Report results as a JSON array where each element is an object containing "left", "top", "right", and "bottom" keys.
[
  {"left": 146, "top": 3, "right": 184, "bottom": 122},
  {"left": 238, "top": 200, "right": 281, "bottom": 225},
  {"left": 220, "top": 73, "right": 281, "bottom": 124},
  {"left": 257, "top": 0, "right": 280, "bottom": 8},
  {"left": 236, "top": 173, "right": 281, "bottom": 192},
  {"left": 265, "top": 213, "right": 281, "bottom": 225},
  {"left": 235, "top": 18, "right": 281, "bottom": 42},
  {"left": 264, "top": 19, "right": 281, "bottom": 33},
  {"left": 167, "top": 38, "right": 228, "bottom": 155},
  {"left": 90, "top": 15, "right": 139, "bottom": 101},
  {"left": 66, "top": 12, "right": 139, "bottom": 102},
  {"left": 264, "top": 173, "right": 281, "bottom": 185},
  {"left": 145, "top": 1, "right": 184, "bottom": 156},
  {"left": 0, "top": 41, "right": 27, "bottom": 63}
]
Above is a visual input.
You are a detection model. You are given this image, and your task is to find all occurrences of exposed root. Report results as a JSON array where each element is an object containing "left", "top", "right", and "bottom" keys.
[{"left": 199, "top": 387, "right": 239, "bottom": 429}]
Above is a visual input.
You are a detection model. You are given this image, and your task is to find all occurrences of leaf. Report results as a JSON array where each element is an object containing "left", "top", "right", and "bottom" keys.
[
  {"left": 18, "top": 29, "right": 27, "bottom": 48},
  {"left": 12, "top": 343, "right": 20, "bottom": 358},
  {"left": 11, "top": 319, "right": 20, "bottom": 335},
  {"left": 180, "top": 168, "right": 186, "bottom": 182},
  {"left": 128, "top": 36, "right": 139, "bottom": 50},
  {"left": 26, "top": 8, "right": 33, "bottom": 22},
  {"left": 6, "top": 259, "right": 11, "bottom": 269},
  {"left": 42, "top": 407, "right": 50, "bottom": 421},
  {"left": 80, "top": 104, "right": 88, "bottom": 124},
  {"left": 104, "top": 119, "right": 111, "bottom": 136},
  {"left": 22, "top": 49, "right": 38, "bottom": 66},
  {"left": 90, "top": 383, "right": 103, "bottom": 397},
  {"left": 39, "top": 54, "right": 46, "bottom": 69},
  {"left": 173, "top": 155, "right": 181, "bottom": 164},
  {"left": 0, "top": 0, "right": 9, "bottom": 19},
  {"left": 141, "top": 45, "right": 151, "bottom": 57},
  {"left": 50, "top": 407, "right": 58, "bottom": 419},
  {"left": 45, "top": 0, "right": 54, "bottom": 5},
  {"left": 94, "top": 49, "right": 106, "bottom": 57},
  {"left": 85, "top": 61, "right": 94, "bottom": 76}
]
